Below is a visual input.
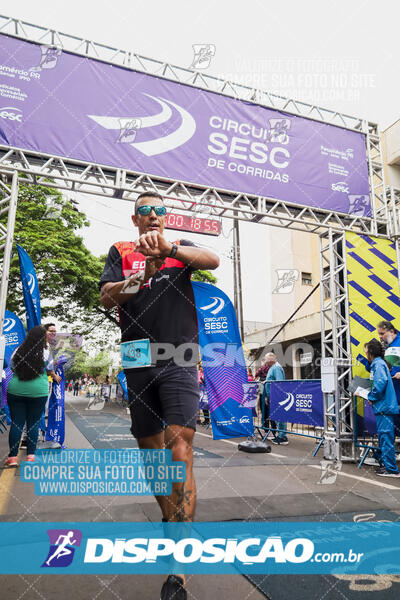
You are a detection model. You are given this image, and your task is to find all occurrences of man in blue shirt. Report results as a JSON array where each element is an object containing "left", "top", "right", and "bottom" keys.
[
  {"left": 366, "top": 339, "right": 400, "bottom": 477},
  {"left": 265, "top": 352, "right": 288, "bottom": 445}
]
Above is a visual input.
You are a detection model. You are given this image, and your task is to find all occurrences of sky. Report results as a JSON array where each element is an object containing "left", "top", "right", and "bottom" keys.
[{"left": 1, "top": 0, "right": 399, "bottom": 325}]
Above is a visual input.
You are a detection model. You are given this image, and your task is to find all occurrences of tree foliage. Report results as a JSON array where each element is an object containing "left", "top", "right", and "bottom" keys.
[
  {"left": 191, "top": 269, "right": 217, "bottom": 284},
  {"left": 3, "top": 184, "right": 118, "bottom": 337},
  {"left": 3, "top": 184, "right": 217, "bottom": 343}
]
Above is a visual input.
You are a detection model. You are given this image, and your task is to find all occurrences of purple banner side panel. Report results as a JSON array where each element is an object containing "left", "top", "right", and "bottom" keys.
[
  {"left": 269, "top": 380, "right": 324, "bottom": 427},
  {"left": 0, "top": 35, "right": 370, "bottom": 216}
]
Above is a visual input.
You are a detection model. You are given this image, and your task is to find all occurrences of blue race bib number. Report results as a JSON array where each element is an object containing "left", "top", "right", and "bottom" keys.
[{"left": 121, "top": 339, "right": 151, "bottom": 369}]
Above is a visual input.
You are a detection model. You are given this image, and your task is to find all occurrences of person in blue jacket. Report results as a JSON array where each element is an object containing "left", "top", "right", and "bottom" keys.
[
  {"left": 358, "top": 321, "right": 400, "bottom": 437},
  {"left": 365, "top": 339, "right": 400, "bottom": 477},
  {"left": 265, "top": 352, "right": 288, "bottom": 445}
]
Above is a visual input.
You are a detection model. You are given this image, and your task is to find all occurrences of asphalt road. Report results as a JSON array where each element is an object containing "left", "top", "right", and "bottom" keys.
[{"left": 1, "top": 392, "right": 399, "bottom": 600}]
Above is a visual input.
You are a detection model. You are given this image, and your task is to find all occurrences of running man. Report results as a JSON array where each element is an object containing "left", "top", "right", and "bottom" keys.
[
  {"left": 99, "top": 191, "right": 219, "bottom": 599},
  {"left": 46, "top": 531, "right": 77, "bottom": 566}
]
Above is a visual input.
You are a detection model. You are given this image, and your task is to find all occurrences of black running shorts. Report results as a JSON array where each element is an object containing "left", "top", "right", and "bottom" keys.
[{"left": 125, "top": 364, "right": 199, "bottom": 439}]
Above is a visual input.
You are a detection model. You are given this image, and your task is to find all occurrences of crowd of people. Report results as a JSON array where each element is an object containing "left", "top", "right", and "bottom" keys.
[{"left": 67, "top": 375, "right": 111, "bottom": 396}]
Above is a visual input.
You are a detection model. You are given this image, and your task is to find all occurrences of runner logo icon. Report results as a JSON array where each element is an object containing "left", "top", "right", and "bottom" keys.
[
  {"left": 88, "top": 94, "right": 196, "bottom": 156},
  {"left": 279, "top": 392, "right": 295, "bottom": 411},
  {"left": 42, "top": 529, "right": 82, "bottom": 568},
  {"left": 348, "top": 194, "right": 370, "bottom": 217}
]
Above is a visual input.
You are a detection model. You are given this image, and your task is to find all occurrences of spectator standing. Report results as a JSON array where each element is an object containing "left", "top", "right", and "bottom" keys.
[
  {"left": 255, "top": 356, "right": 272, "bottom": 429},
  {"left": 365, "top": 339, "right": 400, "bottom": 477},
  {"left": 5, "top": 326, "right": 54, "bottom": 466},
  {"left": 264, "top": 352, "right": 288, "bottom": 445}
]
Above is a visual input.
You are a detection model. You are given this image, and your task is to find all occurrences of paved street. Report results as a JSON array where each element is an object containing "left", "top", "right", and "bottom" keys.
[{"left": 1, "top": 392, "right": 400, "bottom": 599}]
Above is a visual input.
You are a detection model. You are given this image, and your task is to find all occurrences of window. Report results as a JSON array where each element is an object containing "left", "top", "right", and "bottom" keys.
[{"left": 301, "top": 272, "right": 312, "bottom": 286}]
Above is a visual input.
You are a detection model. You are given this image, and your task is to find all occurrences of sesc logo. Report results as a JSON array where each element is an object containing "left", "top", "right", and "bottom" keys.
[
  {"left": 239, "top": 416, "right": 250, "bottom": 424},
  {"left": 279, "top": 392, "right": 295, "bottom": 412},
  {"left": 3, "top": 318, "right": 16, "bottom": 333},
  {"left": 88, "top": 93, "right": 196, "bottom": 157},
  {"left": 331, "top": 181, "right": 349, "bottom": 193},
  {"left": 200, "top": 297, "right": 225, "bottom": 315},
  {"left": 0, "top": 106, "right": 22, "bottom": 123},
  {"left": 27, "top": 273, "right": 36, "bottom": 294}
]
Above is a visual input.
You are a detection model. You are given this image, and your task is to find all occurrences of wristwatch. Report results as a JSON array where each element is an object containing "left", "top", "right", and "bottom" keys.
[{"left": 169, "top": 243, "right": 178, "bottom": 258}]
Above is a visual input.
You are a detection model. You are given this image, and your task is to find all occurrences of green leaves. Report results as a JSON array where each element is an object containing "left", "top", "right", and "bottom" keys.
[
  {"left": 3, "top": 184, "right": 110, "bottom": 335},
  {"left": 191, "top": 269, "right": 217, "bottom": 284}
]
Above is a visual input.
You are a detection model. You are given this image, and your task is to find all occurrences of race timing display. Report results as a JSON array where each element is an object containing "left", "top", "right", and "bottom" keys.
[{"left": 165, "top": 213, "right": 222, "bottom": 236}]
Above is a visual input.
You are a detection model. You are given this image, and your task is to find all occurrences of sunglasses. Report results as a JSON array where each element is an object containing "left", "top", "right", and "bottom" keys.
[{"left": 136, "top": 205, "right": 166, "bottom": 216}]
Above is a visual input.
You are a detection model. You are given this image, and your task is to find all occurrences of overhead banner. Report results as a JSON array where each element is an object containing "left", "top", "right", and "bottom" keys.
[
  {"left": 16, "top": 244, "right": 41, "bottom": 330},
  {"left": 0, "top": 34, "right": 369, "bottom": 215},
  {"left": 269, "top": 380, "right": 324, "bottom": 427},
  {"left": 2, "top": 309, "right": 26, "bottom": 367},
  {"left": 192, "top": 281, "right": 253, "bottom": 440}
]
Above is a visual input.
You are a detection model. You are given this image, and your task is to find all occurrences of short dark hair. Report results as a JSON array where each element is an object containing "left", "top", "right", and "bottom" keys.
[
  {"left": 135, "top": 191, "right": 164, "bottom": 213},
  {"left": 44, "top": 323, "right": 56, "bottom": 331},
  {"left": 366, "top": 338, "right": 384, "bottom": 359},
  {"left": 377, "top": 320, "right": 396, "bottom": 333}
]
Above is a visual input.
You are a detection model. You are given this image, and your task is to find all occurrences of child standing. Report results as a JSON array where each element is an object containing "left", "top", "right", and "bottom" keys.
[{"left": 366, "top": 339, "right": 400, "bottom": 477}]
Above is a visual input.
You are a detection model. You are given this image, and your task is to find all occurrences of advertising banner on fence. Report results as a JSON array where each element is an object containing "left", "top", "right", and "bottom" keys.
[
  {"left": 0, "top": 34, "right": 370, "bottom": 215},
  {"left": 269, "top": 380, "right": 324, "bottom": 427},
  {"left": 192, "top": 281, "right": 253, "bottom": 439}
]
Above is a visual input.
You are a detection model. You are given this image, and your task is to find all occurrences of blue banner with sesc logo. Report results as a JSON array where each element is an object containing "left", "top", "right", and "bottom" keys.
[
  {"left": 191, "top": 281, "right": 253, "bottom": 440},
  {"left": 2, "top": 309, "right": 26, "bottom": 367},
  {"left": 16, "top": 244, "right": 41, "bottom": 330},
  {"left": 269, "top": 379, "right": 324, "bottom": 427}
]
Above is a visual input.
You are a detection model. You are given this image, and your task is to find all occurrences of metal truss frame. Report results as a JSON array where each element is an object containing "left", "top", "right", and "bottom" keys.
[
  {"left": 0, "top": 13, "right": 390, "bottom": 236},
  {"left": 0, "top": 148, "right": 389, "bottom": 238},
  {"left": 319, "top": 230, "right": 354, "bottom": 461},
  {"left": 0, "top": 14, "right": 395, "bottom": 461}
]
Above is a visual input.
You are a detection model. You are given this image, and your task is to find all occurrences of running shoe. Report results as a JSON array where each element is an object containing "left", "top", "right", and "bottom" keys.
[
  {"left": 160, "top": 575, "right": 187, "bottom": 600},
  {"left": 4, "top": 457, "right": 18, "bottom": 467},
  {"left": 375, "top": 467, "right": 400, "bottom": 477},
  {"left": 271, "top": 437, "right": 288, "bottom": 445},
  {"left": 26, "top": 455, "right": 35, "bottom": 462}
]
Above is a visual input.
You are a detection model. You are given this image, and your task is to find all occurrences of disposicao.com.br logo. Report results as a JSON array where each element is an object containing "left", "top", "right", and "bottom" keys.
[
  {"left": 0, "top": 521, "right": 384, "bottom": 574},
  {"left": 84, "top": 535, "right": 315, "bottom": 564}
]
